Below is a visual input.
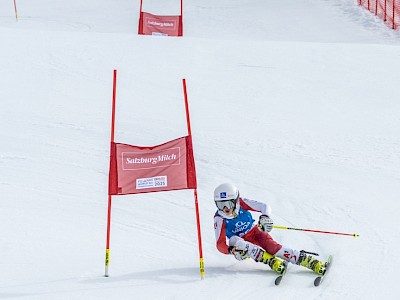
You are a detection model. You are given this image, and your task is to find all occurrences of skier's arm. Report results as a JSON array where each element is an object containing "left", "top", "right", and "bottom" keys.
[
  {"left": 240, "top": 197, "right": 272, "bottom": 216},
  {"left": 214, "top": 215, "right": 230, "bottom": 254}
]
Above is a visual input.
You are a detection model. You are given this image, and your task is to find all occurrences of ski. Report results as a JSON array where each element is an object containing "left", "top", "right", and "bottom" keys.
[
  {"left": 274, "top": 261, "right": 288, "bottom": 286},
  {"left": 314, "top": 255, "right": 333, "bottom": 287}
]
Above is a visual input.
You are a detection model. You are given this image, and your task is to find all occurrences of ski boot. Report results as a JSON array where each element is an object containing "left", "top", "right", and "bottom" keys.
[
  {"left": 297, "top": 251, "right": 326, "bottom": 275},
  {"left": 258, "top": 251, "right": 286, "bottom": 275}
]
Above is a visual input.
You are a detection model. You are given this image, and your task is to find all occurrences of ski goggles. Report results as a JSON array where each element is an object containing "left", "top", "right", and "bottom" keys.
[{"left": 215, "top": 199, "right": 236, "bottom": 211}]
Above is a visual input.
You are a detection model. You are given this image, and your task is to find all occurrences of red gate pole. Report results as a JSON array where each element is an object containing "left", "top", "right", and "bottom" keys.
[
  {"left": 13, "top": 0, "right": 18, "bottom": 21},
  {"left": 105, "top": 70, "right": 117, "bottom": 277},
  {"left": 182, "top": 79, "right": 205, "bottom": 279},
  {"left": 392, "top": 0, "right": 395, "bottom": 29},
  {"left": 138, "top": 0, "right": 144, "bottom": 34},
  {"left": 385, "top": 0, "right": 387, "bottom": 21},
  {"left": 179, "top": 0, "right": 183, "bottom": 36}
]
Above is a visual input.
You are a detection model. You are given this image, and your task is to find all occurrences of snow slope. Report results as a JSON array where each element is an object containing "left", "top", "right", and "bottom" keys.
[{"left": 1, "top": 0, "right": 400, "bottom": 299}]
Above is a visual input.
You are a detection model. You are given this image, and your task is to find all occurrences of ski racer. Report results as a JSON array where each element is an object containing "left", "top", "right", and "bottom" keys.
[{"left": 213, "top": 183, "right": 327, "bottom": 275}]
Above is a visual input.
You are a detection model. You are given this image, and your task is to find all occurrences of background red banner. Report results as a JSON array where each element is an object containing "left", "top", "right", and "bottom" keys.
[{"left": 138, "top": 12, "right": 183, "bottom": 36}]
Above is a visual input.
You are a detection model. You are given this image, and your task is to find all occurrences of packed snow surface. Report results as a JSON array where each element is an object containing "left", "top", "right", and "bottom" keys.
[{"left": 1, "top": 0, "right": 399, "bottom": 299}]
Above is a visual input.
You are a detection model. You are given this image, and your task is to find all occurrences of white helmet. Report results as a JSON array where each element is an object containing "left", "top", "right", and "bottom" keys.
[{"left": 214, "top": 183, "right": 239, "bottom": 211}]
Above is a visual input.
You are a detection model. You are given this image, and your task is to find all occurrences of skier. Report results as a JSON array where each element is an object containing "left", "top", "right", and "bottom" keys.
[{"left": 213, "top": 183, "right": 327, "bottom": 275}]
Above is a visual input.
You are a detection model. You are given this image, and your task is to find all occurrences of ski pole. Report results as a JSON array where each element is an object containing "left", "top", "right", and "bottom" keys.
[{"left": 273, "top": 225, "right": 359, "bottom": 238}]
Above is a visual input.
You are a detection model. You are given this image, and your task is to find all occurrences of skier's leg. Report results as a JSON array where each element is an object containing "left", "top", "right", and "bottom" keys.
[
  {"left": 275, "top": 247, "right": 327, "bottom": 275},
  {"left": 243, "top": 226, "right": 282, "bottom": 255},
  {"left": 228, "top": 236, "right": 265, "bottom": 261},
  {"left": 231, "top": 233, "right": 286, "bottom": 275},
  {"left": 296, "top": 250, "right": 327, "bottom": 275},
  {"left": 274, "top": 246, "right": 301, "bottom": 264},
  {"left": 243, "top": 227, "right": 325, "bottom": 275}
]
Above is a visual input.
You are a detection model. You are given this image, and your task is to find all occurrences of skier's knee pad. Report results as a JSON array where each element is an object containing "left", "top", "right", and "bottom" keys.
[
  {"left": 275, "top": 246, "right": 301, "bottom": 264},
  {"left": 228, "top": 236, "right": 263, "bottom": 261}
]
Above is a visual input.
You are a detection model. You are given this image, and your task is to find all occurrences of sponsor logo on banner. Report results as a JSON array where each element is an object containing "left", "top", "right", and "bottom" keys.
[
  {"left": 146, "top": 18, "right": 177, "bottom": 30},
  {"left": 122, "top": 147, "right": 181, "bottom": 170},
  {"left": 137, "top": 176, "right": 168, "bottom": 189}
]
